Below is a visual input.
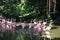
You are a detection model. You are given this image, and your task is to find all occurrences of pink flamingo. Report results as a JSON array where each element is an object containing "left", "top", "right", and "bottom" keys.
[
  {"left": 1, "top": 18, "right": 6, "bottom": 32},
  {"left": 6, "top": 19, "right": 12, "bottom": 31},
  {"left": 0, "top": 20, "right": 2, "bottom": 31},
  {"left": 29, "top": 21, "right": 34, "bottom": 40}
]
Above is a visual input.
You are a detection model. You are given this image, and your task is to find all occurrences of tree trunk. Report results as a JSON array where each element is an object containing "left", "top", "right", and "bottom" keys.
[
  {"left": 47, "top": 0, "right": 51, "bottom": 22},
  {"left": 53, "top": 0, "right": 56, "bottom": 13}
]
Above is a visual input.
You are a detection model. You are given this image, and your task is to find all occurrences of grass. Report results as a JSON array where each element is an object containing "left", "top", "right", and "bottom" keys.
[
  {"left": 0, "top": 25, "right": 60, "bottom": 40},
  {"left": 51, "top": 25, "right": 60, "bottom": 40}
]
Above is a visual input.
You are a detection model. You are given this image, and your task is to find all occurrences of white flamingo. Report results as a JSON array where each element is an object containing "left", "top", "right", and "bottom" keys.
[
  {"left": 42, "top": 20, "right": 52, "bottom": 40},
  {"left": 45, "top": 20, "right": 52, "bottom": 40}
]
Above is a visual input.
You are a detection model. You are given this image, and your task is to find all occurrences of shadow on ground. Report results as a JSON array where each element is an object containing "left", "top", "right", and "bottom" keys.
[
  {"left": 51, "top": 27, "right": 58, "bottom": 30},
  {"left": 52, "top": 38, "right": 60, "bottom": 40}
]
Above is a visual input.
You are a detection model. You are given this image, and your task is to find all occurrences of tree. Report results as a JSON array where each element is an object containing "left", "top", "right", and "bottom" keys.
[{"left": 0, "top": 0, "right": 54, "bottom": 20}]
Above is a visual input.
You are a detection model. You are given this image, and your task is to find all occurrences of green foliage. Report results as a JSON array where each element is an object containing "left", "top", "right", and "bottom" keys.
[
  {"left": 0, "top": 0, "right": 47, "bottom": 20},
  {"left": 0, "top": 0, "right": 21, "bottom": 18}
]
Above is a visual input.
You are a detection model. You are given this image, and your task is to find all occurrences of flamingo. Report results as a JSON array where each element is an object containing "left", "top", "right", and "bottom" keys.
[
  {"left": 6, "top": 19, "right": 12, "bottom": 31},
  {"left": 29, "top": 22, "right": 34, "bottom": 40},
  {"left": 44, "top": 20, "right": 52, "bottom": 40},
  {"left": 1, "top": 18, "right": 6, "bottom": 32},
  {"left": 12, "top": 21, "right": 16, "bottom": 33},
  {"left": 21, "top": 22, "right": 26, "bottom": 34}
]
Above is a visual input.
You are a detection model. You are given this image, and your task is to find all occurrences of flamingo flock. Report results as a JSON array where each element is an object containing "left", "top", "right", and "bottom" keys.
[
  {"left": 28, "top": 20, "right": 52, "bottom": 40},
  {"left": 0, "top": 15, "right": 16, "bottom": 32},
  {"left": 0, "top": 15, "right": 52, "bottom": 40}
]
